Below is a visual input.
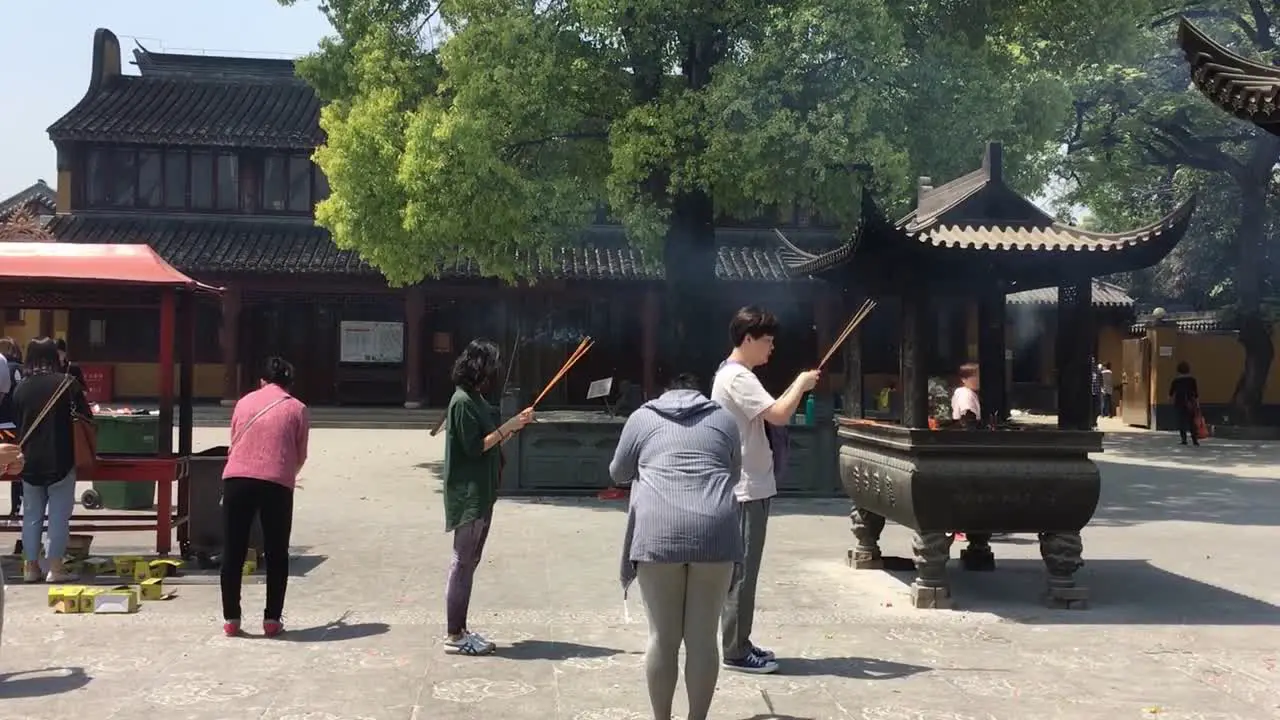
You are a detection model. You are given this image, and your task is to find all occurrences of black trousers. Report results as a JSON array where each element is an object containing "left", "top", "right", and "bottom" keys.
[
  {"left": 1175, "top": 406, "right": 1197, "bottom": 444},
  {"left": 221, "top": 477, "right": 294, "bottom": 621}
]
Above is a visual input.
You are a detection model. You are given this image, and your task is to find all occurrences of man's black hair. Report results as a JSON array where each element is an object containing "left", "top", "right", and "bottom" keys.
[
  {"left": 665, "top": 373, "right": 701, "bottom": 392},
  {"left": 729, "top": 306, "right": 780, "bottom": 347}
]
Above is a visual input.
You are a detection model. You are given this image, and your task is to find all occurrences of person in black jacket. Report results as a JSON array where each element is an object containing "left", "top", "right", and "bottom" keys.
[
  {"left": 1169, "top": 361, "right": 1200, "bottom": 446},
  {"left": 12, "top": 337, "right": 90, "bottom": 583}
]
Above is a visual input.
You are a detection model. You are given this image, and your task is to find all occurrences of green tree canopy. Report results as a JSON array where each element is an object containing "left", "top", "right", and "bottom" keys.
[{"left": 281, "top": 0, "right": 1161, "bottom": 375}]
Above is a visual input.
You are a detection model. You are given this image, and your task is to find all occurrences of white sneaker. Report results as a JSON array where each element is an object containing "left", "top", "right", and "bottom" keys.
[{"left": 444, "top": 631, "right": 495, "bottom": 656}]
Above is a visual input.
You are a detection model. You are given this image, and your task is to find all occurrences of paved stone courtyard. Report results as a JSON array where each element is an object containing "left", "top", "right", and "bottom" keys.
[{"left": 3, "top": 420, "right": 1280, "bottom": 719}]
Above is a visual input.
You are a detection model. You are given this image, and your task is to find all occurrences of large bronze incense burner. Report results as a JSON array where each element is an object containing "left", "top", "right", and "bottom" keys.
[
  {"left": 840, "top": 420, "right": 1101, "bottom": 609},
  {"left": 776, "top": 143, "right": 1193, "bottom": 609}
]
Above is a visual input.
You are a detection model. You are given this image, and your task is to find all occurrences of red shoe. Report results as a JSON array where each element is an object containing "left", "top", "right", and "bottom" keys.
[
  {"left": 263, "top": 619, "right": 284, "bottom": 638},
  {"left": 223, "top": 621, "right": 242, "bottom": 637}
]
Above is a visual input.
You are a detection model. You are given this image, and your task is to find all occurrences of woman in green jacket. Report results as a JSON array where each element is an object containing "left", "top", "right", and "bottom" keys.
[{"left": 443, "top": 339, "right": 532, "bottom": 656}]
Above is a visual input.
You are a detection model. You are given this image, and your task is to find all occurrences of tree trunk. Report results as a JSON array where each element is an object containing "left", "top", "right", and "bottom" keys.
[
  {"left": 654, "top": 23, "right": 726, "bottom": 392},
  {"left": 663, "top": 190, "right": 720, "bottom": 391},
  {"left": 1229, "top": 135, "right": 1280, "bottom": 424}
]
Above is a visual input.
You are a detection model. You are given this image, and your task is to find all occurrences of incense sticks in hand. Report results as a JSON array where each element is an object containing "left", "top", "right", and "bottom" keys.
[
  {"left": 818, "top": 299, "right": 877, "bottom": 370},
  {"left": 532, "top": 336, "right": 595, "bottom": 407}
]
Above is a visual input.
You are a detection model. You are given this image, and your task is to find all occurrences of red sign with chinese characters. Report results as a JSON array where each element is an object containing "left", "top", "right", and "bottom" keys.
[{"left": 78, "top": 363, "right": 114, "bottom": 405}]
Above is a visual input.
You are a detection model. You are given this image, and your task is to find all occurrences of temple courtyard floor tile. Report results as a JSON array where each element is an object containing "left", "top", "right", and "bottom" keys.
[{"left": 2, "top": 423, "right": 1279, "bottom": 719}]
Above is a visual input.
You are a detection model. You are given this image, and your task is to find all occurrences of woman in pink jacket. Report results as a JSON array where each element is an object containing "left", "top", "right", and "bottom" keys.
[{"left": 220, "top": 357, "right": 310, "bottom": 638}]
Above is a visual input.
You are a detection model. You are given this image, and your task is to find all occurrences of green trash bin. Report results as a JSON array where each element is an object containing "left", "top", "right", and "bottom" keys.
[{"left": 90, "top": 414, "right": 159, "bottom": 511}]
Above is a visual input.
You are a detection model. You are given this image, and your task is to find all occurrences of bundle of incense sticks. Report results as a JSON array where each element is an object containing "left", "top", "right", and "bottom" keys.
[
  {"left": 532, "top": 336, "right": 595, "bottom": 407},
  {"left": 818, "top": 298, "right": 877, "bottom": 370}
]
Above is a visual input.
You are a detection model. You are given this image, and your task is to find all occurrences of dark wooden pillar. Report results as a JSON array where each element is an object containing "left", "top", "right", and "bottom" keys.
[
  {"left": 38, "top": 310, "right": 54, "bottom": 338},
  {"left": 843, "top": 331, "right": 864, "bottom": 419},
  {"left": 900, "top": 293, "right": 932, "bottom": 429},
  {"left": 157, "top": 289, "right": 176, "bottom": 457},
  {"left": 977, "top": 289, "right": 1008, "bottom": 422},
  {"left": 1056, "top": 279, "right": 1093, "bottom": 430},
  {"left": 219, "top": 284, "right": 241, "bottom": 406},
  {"left": 177, "top": 290, "right": 195, "bottom": 456},
  {"left": 404, "top": 285, "right": 426, "bottom": 408},
  {"left": 641, "top": 287, "right": 659, "bottom": 398}
]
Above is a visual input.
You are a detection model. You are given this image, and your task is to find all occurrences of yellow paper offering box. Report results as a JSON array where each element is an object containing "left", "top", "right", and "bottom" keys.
[
  {"left": 148, "top": 558, "right": 183, "bottom": 579},
  {"left": 79, "top": 587, "right": 109, "bottom": 613},
  {"left": 132, "top": 560, "right": 151, "bottom": 582},
  {"left": 93, "top": 587, "right": 139, "bottom": 614},
  {"left": 138, "top": 578, "right": 165, "bottom": 601},
  {"left": 48, "top": 585, "right": 86, "bottom": 613}
]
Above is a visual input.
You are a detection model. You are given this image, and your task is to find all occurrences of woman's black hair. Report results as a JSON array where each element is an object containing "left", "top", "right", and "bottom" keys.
[
  {"left": 262, "top": 356, "right": 295, "bottom": 389},
  {"left": 451, "top": 339, "right": 502, "bottom": 393},
  {"left": 25, "top": 336, "right": 59, "bottom": 373},
  {"left": 666, "top": 372, "right": 701, "bottom": 392},
  {"left": 1176, "top": 361, "right": 1191, "bottom": 375}
]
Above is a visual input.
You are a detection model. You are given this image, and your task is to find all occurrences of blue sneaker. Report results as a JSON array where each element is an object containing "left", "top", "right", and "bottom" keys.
[
  {"left": 724, "top": 652, "right": 778, "bottom": 674},
  {"left": 751, "top": 644, "right": 776, "bottom": 661}
]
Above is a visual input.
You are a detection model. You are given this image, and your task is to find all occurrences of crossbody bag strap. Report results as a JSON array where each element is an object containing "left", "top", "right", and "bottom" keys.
[
  {"left": 230, "top": 397, "right": 290, "bottom": 449},
  {"left": 17, "top": 374, "right": 74, "bottom": 448}
]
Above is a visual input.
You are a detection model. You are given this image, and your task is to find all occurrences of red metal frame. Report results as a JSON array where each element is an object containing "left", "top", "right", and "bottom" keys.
[{"left": 0, "top": 242, "right": 217, "bottom": 556}]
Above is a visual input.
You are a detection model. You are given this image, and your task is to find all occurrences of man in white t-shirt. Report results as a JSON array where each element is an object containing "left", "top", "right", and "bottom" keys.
[
  {"left": 711, "top": 306, "right": 819, "bottom": 674},
  {"left": 950, "top": 362, "right": 980, "bottom": 423}
]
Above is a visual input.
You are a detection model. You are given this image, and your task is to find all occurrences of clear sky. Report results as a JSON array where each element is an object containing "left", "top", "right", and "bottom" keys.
[{"left": 0, "top": 0, "right": 332, "bottom": 195}]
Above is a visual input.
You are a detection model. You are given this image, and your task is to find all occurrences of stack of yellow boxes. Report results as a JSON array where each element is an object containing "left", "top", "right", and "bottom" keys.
[{"left": 46, "top": 554, "right": 186, "bottom": 613}]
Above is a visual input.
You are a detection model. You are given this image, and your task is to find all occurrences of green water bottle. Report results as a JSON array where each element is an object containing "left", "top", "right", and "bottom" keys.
[{"left": 803, "top": 393, "right": 815, "bottom": 426}]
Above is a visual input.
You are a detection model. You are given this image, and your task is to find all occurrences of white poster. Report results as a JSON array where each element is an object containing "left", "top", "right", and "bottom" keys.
[{"left": 339, "top": 321, "right": 404, "bottom": 364}]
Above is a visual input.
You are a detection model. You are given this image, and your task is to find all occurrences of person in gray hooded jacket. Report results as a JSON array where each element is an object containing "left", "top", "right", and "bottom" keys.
[{"left": 610, "top": 372, "right": 744, "bottom": 720}]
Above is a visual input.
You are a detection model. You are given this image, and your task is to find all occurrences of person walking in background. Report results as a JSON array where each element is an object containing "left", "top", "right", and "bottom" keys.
[
  {"left": 712, "top": 306, "right": 819, "bottom": 674},
  {"left": 0, "top": 338, "right": 22, "bottom": 519},
  {"left": 610, "top": 372, "right": 744, "bottom": 720},
  {"left": 12, "top": 337, "right": 87, "bottom": 583},
  {"left": 1100, "top": 362, "right": 1115, "bottom": 418},
  {"left": 442, "top": 340, "right": 533, "bottom": 656},
  {"left": 1089, "top": 357, "right": 1102, "bottom": 428},
  {"left": 220, "top": 357, "right": 310, "bottom": 638},
  {"left": 1169, "top": 361, "right": 1200, "bottom": 446}
]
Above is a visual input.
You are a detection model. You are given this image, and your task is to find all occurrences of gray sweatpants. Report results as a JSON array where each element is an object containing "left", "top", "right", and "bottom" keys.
[
  {"left": 722, "top": 497, "right": 770, "bottom": 660},
  {"left": 636, "top": 562, "right": 734, "bottom": 720}
]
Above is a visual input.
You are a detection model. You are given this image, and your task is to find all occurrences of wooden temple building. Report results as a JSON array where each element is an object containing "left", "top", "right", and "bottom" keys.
[{"left": 5, "top": 28, "right": 1146, "bottom": 409}]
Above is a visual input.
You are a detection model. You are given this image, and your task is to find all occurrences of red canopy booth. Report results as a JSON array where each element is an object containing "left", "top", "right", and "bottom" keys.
[{"left": 0, "top": 241, "right": 219, "bottom": 556}]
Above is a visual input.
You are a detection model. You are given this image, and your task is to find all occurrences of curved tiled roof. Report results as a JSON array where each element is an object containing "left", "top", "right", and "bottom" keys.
[
  {"left": 47, "top": 75, "right": 322, "bottom": 149},
  {"left": 776, "top": 144, "right": 1196, "bottom": 280},
  {"left": 43, "top": 214, "right": 827, "bottom": 282},
  {"left": 0, "top": 180, "right": 57, "bottom": 222},
  {"left": 48, "top": 39, "right": 319, "bottom": 150},
  {"left": 908, "top": 196, "right": 1197, "bottom": 252},
  {"left": 1179, "top": 18, "right": 1280, "bottom": 133}
]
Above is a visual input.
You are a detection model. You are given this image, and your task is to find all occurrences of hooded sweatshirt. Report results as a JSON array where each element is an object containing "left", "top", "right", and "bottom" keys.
[{"left": 610, "top": 388, "right": 745, "bottom": 595}]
